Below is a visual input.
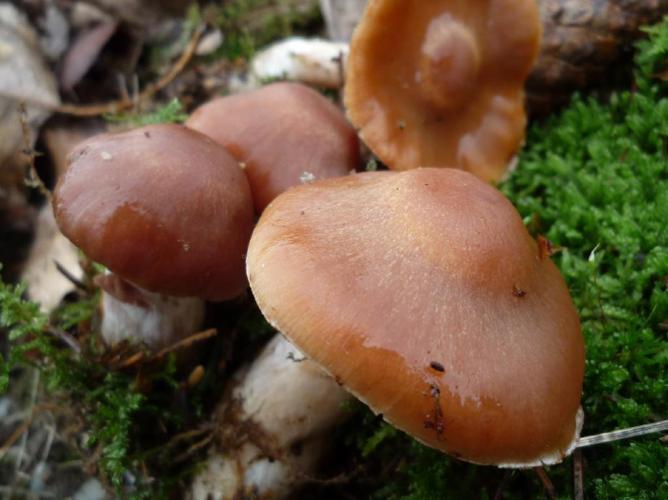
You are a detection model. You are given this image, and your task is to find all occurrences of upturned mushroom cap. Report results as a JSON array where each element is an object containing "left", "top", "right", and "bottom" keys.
[
  {"left": 247, "top": 168, "right": 584, "bottom": 466},
  {"left": 186, "top": 82, "right": 360, "bottom": 213},
  {"left": 344, "top": 0, "right": 541, "bottom": 182},
  {"left": 53, "top": 124, "right": 254, "bottom": 301}
]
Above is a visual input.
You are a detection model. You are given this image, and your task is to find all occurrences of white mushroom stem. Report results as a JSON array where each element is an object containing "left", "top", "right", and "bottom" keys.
[
  {"left": 97, "top": 272, "right": 205, "bottom": 351},
  {"left": 190, "top": 334, "right": 352, "bottom": 500},
  {"left": 230, "top": 37, "right": 349, "bottom": 92}
]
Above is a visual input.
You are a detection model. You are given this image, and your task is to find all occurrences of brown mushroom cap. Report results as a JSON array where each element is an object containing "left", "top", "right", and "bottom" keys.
[
  {"left": 247, "top": 168, "right": 584, "bottom": 466},
  {"left": 344, "top": 0, "right": 541, "bottom": 182},
  {"left": 53, "top": 124, "right": 254, "bottom": 301},
  {"left": 186, "top": 82, "right": 360, "bottom": 213}
]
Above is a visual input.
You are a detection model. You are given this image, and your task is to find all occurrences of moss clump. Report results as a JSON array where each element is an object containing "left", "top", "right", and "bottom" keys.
[
  {"left": 502, "top": 22, "right": 668, "bottom": 496},
  {"left": 0, "top": 270, "right": 231, "bottom": 498},
  {"left": 345, "top": 18, "right": 668, "bottom": 500},
  {"left": 104, "top": 98, "right": 188, "bottom": 127},
  {"left": 213, "top": 0, "right": 323, "bottom": 60}
]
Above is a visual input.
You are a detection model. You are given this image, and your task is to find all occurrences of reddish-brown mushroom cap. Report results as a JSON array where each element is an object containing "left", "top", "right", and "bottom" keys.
[
  {"left": 344, "top": 0, "right": 541, "bottom": 182},
  {"left": 53, "top": 123, "right": 254, "bottom": 301},
  {"left": 247, "top": 168, "right": 584, "bottom": 466},
  {"left": 186, "top": 82, "right": 360, "bottom": 213}
]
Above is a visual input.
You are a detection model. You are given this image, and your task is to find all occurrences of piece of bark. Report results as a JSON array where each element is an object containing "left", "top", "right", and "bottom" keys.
[
  {"left": 0, "top": 3, "right": 60, "bottom": 168},
  {"left": 527, "top": 0, "right": 668, "bottom": 114},
  {"left": 21, "top": 205, "right": 83, "bottom": 313},
  {"left": 0, "top": 3, "right": 59, "bottom": 281}
]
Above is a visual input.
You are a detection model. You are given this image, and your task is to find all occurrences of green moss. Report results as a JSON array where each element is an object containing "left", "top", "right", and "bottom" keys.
[
  {"left": 104, "top": 98, "right": 188, "bottom": 127},
  {"left": 51, "top": 292, "right": 98, "bottom": 331},
  {"left": 350, "top": 17, "right": 668, "bottom": 500},
  {"left": 214, "top": 0, "right": 323, "bottom": 60},
  {"left": 0, "top": 276, "right": 214, "bottom": 497}
]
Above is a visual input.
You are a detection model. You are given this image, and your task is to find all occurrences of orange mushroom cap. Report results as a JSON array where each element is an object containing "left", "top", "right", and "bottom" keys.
[
  {"left": 186, "top": 82, "right": 361, "bottom": 213},
  {"left": 247, "top": 168, "right": 584, "bottom": 466},
  {"left": 53, "top": 124, "right": 254, "bottom": 301},
  {"left": 344, "top": 0, "right": 541, "bottom": 182}
]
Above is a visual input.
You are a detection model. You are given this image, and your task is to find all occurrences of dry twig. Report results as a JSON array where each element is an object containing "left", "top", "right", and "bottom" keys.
[
  {"left": 152, "top": 328, "right": 218, "bottom": 361},
  {"left": 576, "top": 419, "right": 668, "bottom": 447},
  {"left": 54, "top": 260, "right": 87, "bottom": 291},
  {"left": 534, "top": 467, "right": 558, "bottom": 500},
  {"left": 573, "top": 449, "right": 584, "bottom": 500}
]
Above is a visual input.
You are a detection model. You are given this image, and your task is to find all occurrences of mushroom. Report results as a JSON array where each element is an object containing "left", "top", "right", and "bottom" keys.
[
  {"left": 52, "top": 124, "right": 254, "bottom": 350},
  {"left": 245, "top": 168, "right": 585, "bottom": 467},
  {"left": 190, "top": 335, "right": 351, "bottom": 500},
  {"left": 232, "top": 37, "right": 350, "bottom": 91},
  {"left": 186, "top": 82, "right": 360, "bottom": 213},
  {"left": 344, "top": 0, "right": 541, "bottom": 182}
]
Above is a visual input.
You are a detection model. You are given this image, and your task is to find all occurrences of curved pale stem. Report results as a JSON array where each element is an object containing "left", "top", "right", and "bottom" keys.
[{"left": 191, "top": 335, "right": 352, "bottom": 500}]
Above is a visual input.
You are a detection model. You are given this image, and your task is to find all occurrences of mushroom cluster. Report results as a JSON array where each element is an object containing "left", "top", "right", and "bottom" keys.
[
  {"left": 193, "top": 167, "right": 584, "bottom": 498},
  {"left": 46, "top": 84, "right": 360, "bottom": 498},
  {"left": 188, "top": 2, "right": 583, "bottom": 498},
  {"left": 50, "top": 81, "right": 360, "bottom": 352},
  {"left": 44, "top": 2, "right": 581, "bottom": 496}
]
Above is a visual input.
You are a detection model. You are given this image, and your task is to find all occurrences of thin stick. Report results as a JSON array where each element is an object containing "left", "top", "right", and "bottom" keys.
[
  {"left": 152, "top": 328, "right": 218, "bottom": 360},
  {"left": 166, "top": 426, "right": 212, "bottom": 446},
  {"left": 0, "top": 418, "right": 33, "bottom": 460},
  {"left": 47, "top": 328, "right": 82, "bottom": 354},
  {"left": 15, "top": 369, "right": 40, "bottom": 471},
  {"left": 576, "top": 419, "right": 668, "bottom": 448},
  {"left": 172, "top": 433, "right": 214, "bottom": 463},
  {"left": 534, "top": 467, "right": 558, "bottom": 500},
  {"left": 54, "top": 260, "right": 87, "bottom": 291},
  {"left": 115, "top": 351, "right": 145, "bottom": 369},
  {"left": 0, "top": 24, "right": 205, "bottom": 117},
  {"left": 573, "top": 449, "right": 584, "bottom": 500},
  {"left": 39, "top": 424, "right": 56, "bottom": 463}
]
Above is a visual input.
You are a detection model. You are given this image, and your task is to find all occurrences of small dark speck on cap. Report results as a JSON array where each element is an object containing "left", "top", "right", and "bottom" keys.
[{"left": 430, "top": 361, "right": 445, "bottom": 372}]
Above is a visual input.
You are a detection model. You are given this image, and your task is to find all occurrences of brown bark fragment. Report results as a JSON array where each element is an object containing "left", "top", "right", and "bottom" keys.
[{"left": 528, "top": 0, "right": 668, "bottom": 114}]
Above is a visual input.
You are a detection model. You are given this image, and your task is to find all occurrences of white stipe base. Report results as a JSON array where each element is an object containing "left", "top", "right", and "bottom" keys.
[
  {"left": 99, "top": 277, "right": 205, "bottom": 351},
  {"left": 190, "top": 335, "right": 352, "bottom": 500}
]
